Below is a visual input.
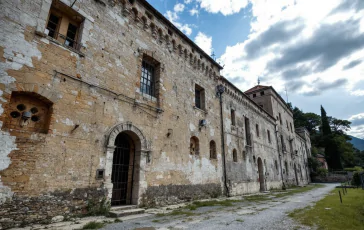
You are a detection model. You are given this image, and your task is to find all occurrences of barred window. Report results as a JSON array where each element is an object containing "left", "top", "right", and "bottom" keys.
[{"left": 140, "top": 60, "right": 155, "bottom": 97}]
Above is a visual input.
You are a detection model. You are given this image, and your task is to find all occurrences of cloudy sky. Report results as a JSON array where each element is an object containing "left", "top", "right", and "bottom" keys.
[{"left": 147, "top": 0, "right": 364, "bottom": 139}]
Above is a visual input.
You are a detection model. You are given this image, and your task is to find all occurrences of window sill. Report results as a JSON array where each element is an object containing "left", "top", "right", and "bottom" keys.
[
  {"left": 193, "top": 106, "right": 208, "bottom": 114},
  {"left": 36, "top": 31, "right": 85, "bottom": 57}
]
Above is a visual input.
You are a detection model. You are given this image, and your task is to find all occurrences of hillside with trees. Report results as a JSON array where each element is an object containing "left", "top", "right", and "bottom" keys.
[{"left": 289, "top": 103, "right": 364, "bottom": 170}]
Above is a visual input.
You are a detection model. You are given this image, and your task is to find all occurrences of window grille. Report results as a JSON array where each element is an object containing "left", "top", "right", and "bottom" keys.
[{"left": 140, "top": 60, "right": 155, "bottom": 97}]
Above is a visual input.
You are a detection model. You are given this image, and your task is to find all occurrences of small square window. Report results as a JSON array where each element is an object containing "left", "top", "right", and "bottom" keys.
[
  {"left": 253, "top": 94, "right": 256, "bottom": 98},
  {"left": 46, "top": 1, "right": 84, "bottom": 50},
  {"left": 96, "top": 169, "right": 104, "bottom": 179},
  {"left": 260, "top": 91, "right": 265, "bottom": 96}
]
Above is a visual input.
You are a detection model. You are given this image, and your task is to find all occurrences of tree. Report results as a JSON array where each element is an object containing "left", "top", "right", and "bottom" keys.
[
  {"left": 329, "top": 117, "right": 351, "bottom": 134},
  {"left": 321, "top": 106, "right": 331, "bottom": 135},
  {"left": 321, "top": 106, "right": 342, "bottom": 170}
]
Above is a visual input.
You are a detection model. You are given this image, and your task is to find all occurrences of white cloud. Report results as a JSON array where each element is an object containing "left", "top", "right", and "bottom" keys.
[
  {"left": 218, "top": 0, "right": 364, "bottom": 95},
  {"left": 174, "top": 3, "right": 185, "bottom": 13},
  {"left": 197, "top": 0, "right": 248, "bottom": 16},
  {"left": 184, "top": 0, "right": 192, "bottom": 4},
  {"left": 194, "top": 32, "right": 212, "bottom": 54},
  {"left": 190, "top": 7, "right": 199, "bottom": 16},
  {"left": 348, "top": 113, "right": 364, "bottom": 138},
  {"left": 165, "top": 3, "right": 193, "bottom": 36}
]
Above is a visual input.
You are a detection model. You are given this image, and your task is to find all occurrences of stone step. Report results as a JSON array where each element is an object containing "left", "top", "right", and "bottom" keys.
[
  {"left": 109, "top": 208, "right": 145, "bottom": 217},
  {"left": 110, "top": 205, "right": 138, "bottom": 211}
]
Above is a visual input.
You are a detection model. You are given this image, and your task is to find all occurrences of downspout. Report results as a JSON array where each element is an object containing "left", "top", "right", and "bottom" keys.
[
  {"left": 275, "top": 124, "right": 285, "bottom": 190},
  {"left": 217, "top": 85, "right": 229, "bottom": 197}
]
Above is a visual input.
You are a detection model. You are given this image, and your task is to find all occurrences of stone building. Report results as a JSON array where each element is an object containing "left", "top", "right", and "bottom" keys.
[
  {"left": 0, "top": 0, "right": 310, "bottom": 228},
  {"left": 245, "top": 85, "right": 311, "bottom": 186}
]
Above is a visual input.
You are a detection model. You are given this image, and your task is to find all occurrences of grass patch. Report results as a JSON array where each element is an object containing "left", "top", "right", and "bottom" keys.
[
  {"left": 156, "top": 210, "right": 196, "bottom": 217},
  {"left": 152, "top": 219, "right": 160, "bottom": 223},
  {"left": 186, "top": 199, "right": 241, "bottom": 210},
  {"left": 114, "top": 218, "right": 122, "bottom": 223},
  {"left": 82, "top": 221, "right": 105, "bottom": 229},
  {"left": 289, "top": 188, "right": 364, "bottom": 230},
  {"left": 236, "top": 219, "right": 244, "bottom": 222},
  {"left": 244, "top": 195, "right": 272, "bottom": 202},
  {"left": 274, "top": 184, "right": 325, "bottom": 198}
]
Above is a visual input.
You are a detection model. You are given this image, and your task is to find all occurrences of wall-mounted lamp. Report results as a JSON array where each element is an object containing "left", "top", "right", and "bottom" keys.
[
  {"left": 199, "top": 119, "right": 207, "bottom": 127},
  {"left": 20, "top": 111, "right": 32, "bottom": 127}
]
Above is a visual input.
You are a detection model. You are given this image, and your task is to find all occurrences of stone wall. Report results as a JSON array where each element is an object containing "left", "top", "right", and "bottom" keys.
[
  {"left": 0, "top": 187, "right": 107, "bottom": 229},
  {"left": 220, "top": 80, "right": 283, "bottom": 195}
]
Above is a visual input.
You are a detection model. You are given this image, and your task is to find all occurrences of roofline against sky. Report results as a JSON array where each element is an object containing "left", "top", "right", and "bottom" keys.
[{"left": 140, "top": 0, "right": 223, "bottom": 70}]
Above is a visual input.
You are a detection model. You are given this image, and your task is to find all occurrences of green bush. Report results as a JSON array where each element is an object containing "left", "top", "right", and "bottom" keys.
[
  {"left": 82, "top": 221, "right": 105, "bottom": 229},
  {"left": 344, "top": 166, "right": 363, "bottom": 172},
  {"left": 317, "top": 168, "right": 328, "bottom": 177},
  {"left": 351, "top": 172, "right": 362, "bottom": 187},
  {"left": 86, "top": 197, "right": 110, "bottom": 216}
]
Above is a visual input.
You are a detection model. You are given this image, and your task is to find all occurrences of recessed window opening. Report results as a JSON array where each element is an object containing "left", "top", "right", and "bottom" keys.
[
  {"left": 140, "top": 60, "right": 155, "bottom": 97},
  {"left": 210, "top": 140, "right": 217, "bottom": 159},
  {"left": 253, "top": 94, "right": 256, "bottom": 98},
  {"left": 233, "top": 149, "right": 237, "bottom": 162},
  {"left": 267, "top": 130, "right": 271, "bottom": 143},
  {"left": 46, "top": 1, "right": 84, "bottom": 50},
  {"left": 256, "top": 124, "right": 260, "bottom": 137},
  {"left": 190, "top": 136, "right": 200, "bottom": 155},
  {"left": 260, "top": 91, "right": 265, "bottom": 96},
  {"left": 195, "top": 84, "right": 205, "bottom": 110},
  {"left": 231, "top": 109, "right": 236, "bottom": 126}
]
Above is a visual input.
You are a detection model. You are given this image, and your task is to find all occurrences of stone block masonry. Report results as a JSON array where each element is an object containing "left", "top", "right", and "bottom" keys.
[{"left": 0, "top": 0, "right": 311, "bottom": 228}]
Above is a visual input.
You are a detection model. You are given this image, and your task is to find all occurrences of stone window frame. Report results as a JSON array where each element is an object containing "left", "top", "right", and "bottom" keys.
[
  {"left": 231, "top": 109, "right": 236, "bottom": 126},
  {"left": 209, "top": 140, "right": 217, "bottom": 159},
  {"left": 232, "top": 149, "right": 238, "bottom": 162},
  {"left": 36, "top": 0, "right": 95, "bottom": 57},
  {"left": 194, "top": 84, "right": 206, "bottom": 111},
  {"left": 190, "top": 136, "right": 200, "bottom": 156},
  {"left": 4, "top": 91, "right": 53, "bottom": 134},
  {"left": 267, "top": 129, "right": 271, "bottom": 143},
  {"left": 44, "top": 1, "right": 85, "bottom": 52},
  {"left": 136, "top": 52, "right": 162, "bottom": 105}
]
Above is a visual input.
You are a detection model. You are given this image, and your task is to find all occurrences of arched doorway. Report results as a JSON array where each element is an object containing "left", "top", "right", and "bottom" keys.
[
  {"left": 257, "top": 157, "right": 265, "bottom": 192},
  {"left": 105, "top": 122, "right": 150, "bottom": 206},
  {"left": 111, "top": 133, "right": 135, "bottom": 206},
  {"left": 294, "top": 164, "right": 299, "bottom": 185}
]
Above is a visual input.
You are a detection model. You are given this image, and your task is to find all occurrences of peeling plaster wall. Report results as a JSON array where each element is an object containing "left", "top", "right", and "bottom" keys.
[
  {"left": 246, "top": 88, "right": 311, "bottom": 186},
  {"left": 0, "top": 0, "right": 223, "bottom": 224},
  {"left": 221, "top": 86, "right": 283, "bottom": 195}
]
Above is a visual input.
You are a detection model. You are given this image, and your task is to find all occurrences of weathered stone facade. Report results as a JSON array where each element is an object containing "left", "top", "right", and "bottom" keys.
[
  {"left": 0, "top": 0, "right": 311, "bottom": 228},
  {"left": 245, "top": 86, "right": 311, "bottom": 187}
]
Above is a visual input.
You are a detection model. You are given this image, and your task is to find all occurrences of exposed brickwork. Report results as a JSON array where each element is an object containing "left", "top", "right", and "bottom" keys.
[{"left": 0, "top": 0, "right": 311, "bottom": 228}]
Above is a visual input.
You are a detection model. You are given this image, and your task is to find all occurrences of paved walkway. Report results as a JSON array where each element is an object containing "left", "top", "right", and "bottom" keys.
[{"left": 103, "top": 183, "right": 338, "bottom": 230}]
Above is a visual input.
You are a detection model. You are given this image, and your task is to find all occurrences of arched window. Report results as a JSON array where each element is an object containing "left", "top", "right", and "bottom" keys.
[
  {"left": 5, "top": 92, "right": 53, "bottom": 133},
  {"left": 190, "top": 136, "right": 199, "bottom": 155},
  {"left": 209, "top": 140, "right": 217, "bottom": 159},
  {"left": 233, "top": 149, "right": 237, "bottom": 162}
]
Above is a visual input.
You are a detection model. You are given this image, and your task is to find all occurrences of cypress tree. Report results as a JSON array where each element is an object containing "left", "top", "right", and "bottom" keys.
[{"left": 321, "top": 106, "right": 342, "bottom": 170}]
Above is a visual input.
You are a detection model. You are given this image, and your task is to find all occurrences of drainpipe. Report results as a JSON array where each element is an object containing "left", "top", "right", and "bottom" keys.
[
  {"left": 275, "top": 124, "right": 285, "bottom": 190},
  {"left": 217, "top": 84, "right": 229, "bottom": 197}
]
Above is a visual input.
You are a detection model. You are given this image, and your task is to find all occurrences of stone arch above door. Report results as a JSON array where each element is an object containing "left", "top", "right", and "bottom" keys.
[{"left": 106, "top": 122, "right": 150, "bottom": 151}]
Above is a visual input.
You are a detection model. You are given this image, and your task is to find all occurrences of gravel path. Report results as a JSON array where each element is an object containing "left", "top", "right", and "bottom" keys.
[{"left": 103, "top": 183, "right": 338, "bottom": 230}]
